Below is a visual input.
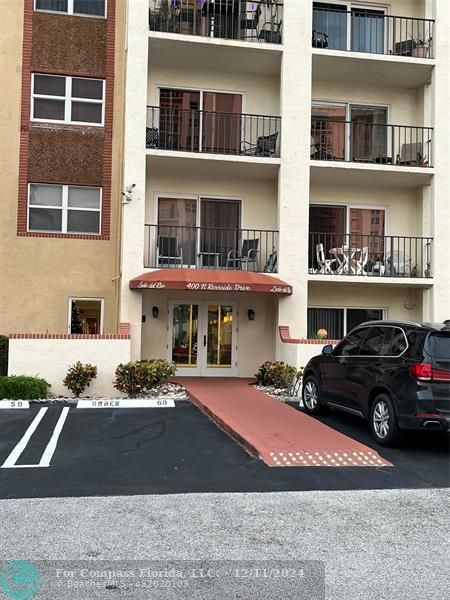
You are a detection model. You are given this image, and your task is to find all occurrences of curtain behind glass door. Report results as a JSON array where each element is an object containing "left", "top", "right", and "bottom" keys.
[
  {"left": 351, "top": 8, "right": 385, "bottom": 54},
  {"left": 200, "top": 199, "right": 240, "bottom": 267},
  {"left": 313, "top": 2, "right": 347, "bottom": 50},
  {"left": 202, "top": 93, "right": 242, "bottom": 154},
  {"left": 351, "top": 106, "right": 388, "bottom": 162},
  {"left": 159, "top": 89, "right": 201, "bottom": 151}
]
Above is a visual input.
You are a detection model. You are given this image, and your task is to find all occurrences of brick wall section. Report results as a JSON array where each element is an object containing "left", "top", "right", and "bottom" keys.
[
  {"left": 9, "top": 333, "right": 130, "bottom": 340},
  {"left": 17, "top": 0, "right": 116, "bottom": 240}
]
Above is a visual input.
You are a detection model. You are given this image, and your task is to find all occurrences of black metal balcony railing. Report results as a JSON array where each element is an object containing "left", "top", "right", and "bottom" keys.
[
  {"left": 309, "top": 233, "right": 433, "bottom": 278},
  {"left": 144, "top": 224, "right": 279, "bottom": 272},
  {"left": 313, "top": 6, "right": 434, "bottom": 58},
  {"left": 149, "top": 0, "right": 283, "bottom": 44},
  {"left": 147, "top": 106, "right": 281, "bottom": 158},
  {"left": 311, "top": 119, "right": 433, "bottom": 167}
]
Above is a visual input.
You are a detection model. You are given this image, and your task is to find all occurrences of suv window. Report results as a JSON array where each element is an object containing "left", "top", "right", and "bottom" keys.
[
  {"left": 334, "top": 328, "right": 368, "bottom": 356},
  {"left": 424, "top": 332, "right": 450, "bottom": 359},
  {"left": 390, "top": 328, "right": 408, "bottom": 356},
  {"left": 360, "top": 326, "right": 393, "bottom": 356}
]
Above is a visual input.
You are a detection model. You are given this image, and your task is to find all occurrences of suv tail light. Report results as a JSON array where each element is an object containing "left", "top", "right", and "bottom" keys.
[{"left": 410, "top": 363, "right": 450, "bottom": 383}]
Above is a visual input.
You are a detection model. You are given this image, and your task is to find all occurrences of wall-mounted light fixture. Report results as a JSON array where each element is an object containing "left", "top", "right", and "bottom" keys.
[
  {"left": 247, "top": 309, "right": 255, "bottom": 321},
  {"left": 152, "top": 306, "right": 159, "bottom": 319}
]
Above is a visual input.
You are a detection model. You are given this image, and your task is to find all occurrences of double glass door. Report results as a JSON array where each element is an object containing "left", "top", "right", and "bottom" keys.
[{"left": 169, "top": 301, "right": 237, "bottom": 376}]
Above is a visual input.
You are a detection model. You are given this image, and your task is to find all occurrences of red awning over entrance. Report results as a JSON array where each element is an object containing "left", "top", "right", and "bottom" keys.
[{"left": 129, "top": 269, "right": 293, "bottom": 295}]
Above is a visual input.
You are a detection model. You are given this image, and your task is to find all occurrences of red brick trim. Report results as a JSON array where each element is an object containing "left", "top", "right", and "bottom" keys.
[
  {"left": 9, "top": 333, "right": 130, "bottom": 340},
  {"left": 17, "top": 232, "right": 109, "bottom": 240},
  {"left": 279, "top": 326, "right": 340, "bottom": 345},
  {"left": 17, "top": 0, "right": 34, "bottom": 237},
  {"left": 102, "top": 0, "right": 115, "bottom": 240},
  {"left": 17, "top": 0, "right": 116, "bottom": 240},
  {"left": 118, "top": 322, "right": 131, "bottom": 336}
]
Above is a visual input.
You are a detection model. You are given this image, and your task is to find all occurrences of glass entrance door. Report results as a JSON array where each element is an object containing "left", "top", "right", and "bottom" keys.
[{"left": 169, "top": 301, "right": 237, "bottom": 376}]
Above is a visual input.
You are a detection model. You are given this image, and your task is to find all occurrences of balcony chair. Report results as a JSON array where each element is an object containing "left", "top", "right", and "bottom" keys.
[
  {"left": 312, "top": 30, "right": 329, "bottom": 48},
  {"left": 241, "top": 131, "right": 278, "bottom": 157},
  {"left": 385, "top": 250, "right": 411, "bottom": 277},
  {"left": 258, "top": 18, "right": 282, "bottom": 44},
  {"left": 263, "top": 249, "right": 278, "bottom": 274},
  {"left": 316, "top": 243, "right": 335, "bottom": 274},
  {"left": 396, "top": 142, "right": 423, "bottom": 166},
  {"left": 146, "top": 127, "right": 160, "bottom": 149},
  {"left": 157, "top": 235, "right": 183, "bottom": 267},
  {"left": 240, "top": 4, "right": 261, "bottom": 40},
  {"left": 227, "top": 238, "right": 259, "bottom": 270}
]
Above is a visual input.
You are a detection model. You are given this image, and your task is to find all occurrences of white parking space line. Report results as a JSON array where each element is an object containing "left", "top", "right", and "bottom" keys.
[
  {"left": 39, "top": 407, "right": 70, "bottom": 467},
  {"left": 1, "top": 407, "right": 70, "bottom": 469},
  {"left": 1, "top": 408, "right": 48, "bottom": 468}
]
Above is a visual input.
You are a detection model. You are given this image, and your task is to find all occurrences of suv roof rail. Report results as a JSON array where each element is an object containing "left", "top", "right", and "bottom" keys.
[{"left": 357, "top": 320, "right": 423, "bottom": 328}]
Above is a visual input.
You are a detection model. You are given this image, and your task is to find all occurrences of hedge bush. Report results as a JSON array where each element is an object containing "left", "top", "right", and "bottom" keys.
[
  {"left": 255, "top": 361, "right": 298, "bottom": 389},
  {"left": 63, "top": 362, "right": 97, "bottom": 397},
  {"left": 0, "top": 375, "right": 49, "bottom": 400},
  {"left": 0, "top": 336, "right": 8, "bottom": 376},
  {"left": 113, "top": 359, "right": 176, "bottom": 397}
]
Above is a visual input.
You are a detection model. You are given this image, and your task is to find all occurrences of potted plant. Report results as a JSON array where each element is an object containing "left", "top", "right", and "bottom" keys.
[{"left": 411, "top": 36, "right": 431, "bottom": 58}]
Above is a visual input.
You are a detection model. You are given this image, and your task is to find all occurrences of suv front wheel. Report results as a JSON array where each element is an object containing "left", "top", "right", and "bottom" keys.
[{"left": 370, "top": 393, "right": 403, "bottom": 446}]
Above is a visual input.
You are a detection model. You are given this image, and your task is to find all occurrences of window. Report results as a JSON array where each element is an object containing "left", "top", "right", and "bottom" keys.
[
  {"left": 359, "top": 326, "right": 393, "bottom": 356},
  {"left": 28, "top": 184, "right": 101, "bottom": 234},
  {"left": 307, "top": 307, "right": 384, "bottom": 339},
  {"left": 334, "top": 328, "right": 368, "bottom": 356},
  {"left": 35, "top": 0, "right": 106, "bottom": 17},
  {"left": 32, "top": 74, "right": 104, "bottom": 125},
  {"left": 390, "top": 329, "right": 408, "bottom": 356},
  {"left": 69, "top": 298, "right": 103, "bottom": 334}
]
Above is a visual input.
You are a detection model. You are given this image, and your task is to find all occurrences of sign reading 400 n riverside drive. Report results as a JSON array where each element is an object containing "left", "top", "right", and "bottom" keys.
[{"left": 133, "top": 280, "right": 292, "bottom": 295}]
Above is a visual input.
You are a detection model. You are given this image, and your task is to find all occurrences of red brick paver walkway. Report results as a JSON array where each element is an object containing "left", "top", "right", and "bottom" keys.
[{"left": 176, "top": 378, "right": 392, "bottom": 468}]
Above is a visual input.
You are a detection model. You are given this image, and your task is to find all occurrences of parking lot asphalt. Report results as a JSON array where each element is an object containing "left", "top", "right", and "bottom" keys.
[{"left": 0, "top": 403, "right": 448, "bottom": 499}]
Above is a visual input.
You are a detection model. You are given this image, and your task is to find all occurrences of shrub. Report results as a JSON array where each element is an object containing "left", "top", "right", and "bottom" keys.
[
  {"left": 0, "top": 336, "right": 8, "bottom": 376},
  {"left": 113, "top": 359, "right": 176, "bottom": 397},
  {"left": 63, "top": 362, "right": 98, "bottom": 397},
  {"left": 256, "top": 361, "right": 303, "bottom": 394},
  {"left": 0, "top": 375, "right": 49, "bottom": 400}
]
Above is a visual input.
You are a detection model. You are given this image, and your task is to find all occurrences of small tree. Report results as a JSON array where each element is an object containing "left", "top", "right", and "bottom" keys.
[{"left": 63, "top": 362, "right": 97, "bottom": 397}]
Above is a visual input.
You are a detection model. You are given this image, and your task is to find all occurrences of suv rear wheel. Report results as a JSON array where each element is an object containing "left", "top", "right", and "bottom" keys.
[
  {"left": 302, "top": 376, "right": 325, "bottom": 415},
  {"left": 370, "top": 393, "right": 403, "bottom": 446}
]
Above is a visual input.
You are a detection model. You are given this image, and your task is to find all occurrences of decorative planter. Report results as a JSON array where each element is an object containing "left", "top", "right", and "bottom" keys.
[{"left": 411, "top": 45, "right": 429, "bottom": 58}]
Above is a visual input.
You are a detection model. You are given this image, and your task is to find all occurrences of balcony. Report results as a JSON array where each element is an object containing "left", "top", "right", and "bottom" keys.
[
  {"left": 147, "top": 106, "right": 281, "bottom": 159},
  {"left": 144, "top": 224, "right": 279, "bottom": 272},
  {"left": 149, "top": 0, "right": 283, "bottom": 44},
  {"left": 312, "top": 6, "right": 434, "bottom": 59},
  {"left": 311, "top": 119, "right": 433, "bottom": 175},
  {"left": 308, "top": 233, "right": 433, "bottom": 280}
]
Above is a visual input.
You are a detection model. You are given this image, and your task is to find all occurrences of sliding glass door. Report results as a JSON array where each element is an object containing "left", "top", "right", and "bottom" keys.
[
  {"left": 350, "top": 106, "right": 388, "bottom": 162},
  {"left": 159, "top": 88, "right": 242, "bottom": 153},
  {"left": 351, "top": 7, "right": 385, "bottom": 54}
]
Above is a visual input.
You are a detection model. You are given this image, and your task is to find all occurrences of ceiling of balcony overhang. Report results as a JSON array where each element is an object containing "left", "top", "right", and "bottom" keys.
[
  {"left": 312, "top": 51, "right": 434, "bottom": 89},
  {"left": 149, "top": 35, "right": 282, "bottom": 76}
]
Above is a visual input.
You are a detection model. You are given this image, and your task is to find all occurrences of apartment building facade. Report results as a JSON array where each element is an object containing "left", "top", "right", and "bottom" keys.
[
  {"left": 118, "top": 0, "right": 449, "bottom": 378},
  {"left": 2, "top": 0, "right": 448, "bottom": 386},
  {"left": 0, "top": 0, "right": 125, "bottom": 337}
]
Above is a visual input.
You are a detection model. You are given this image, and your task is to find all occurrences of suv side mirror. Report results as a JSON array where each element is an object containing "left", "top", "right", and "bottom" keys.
[{"left": 322, "top": 344, "right": 334, "bottom": 356}]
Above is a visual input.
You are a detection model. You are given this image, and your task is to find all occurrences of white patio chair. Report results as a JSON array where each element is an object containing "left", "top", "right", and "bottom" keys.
[{"left": 316, "top": 243, "right": 335, "bottom": 274}]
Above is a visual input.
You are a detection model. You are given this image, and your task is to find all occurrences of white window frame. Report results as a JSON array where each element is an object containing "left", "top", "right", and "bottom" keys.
[
  {"left": 311, "top": 100, "right": 390, "bottom": 161},
  {"left": 313, "top": 2, "right": 389, "bottom": 53},
  {"left": 310, "top": 202, "right": 389, "bottom": 236},
  {"left": 31, "top": 73, "right": 105, "bottom": 126},
  {"left": 34, "top": 0, "right": 107, "bottom": 18},
  {"left": 68, "top": 297, "right": 104, "bottom": 334},
  {"left": 308, "top": 306, "right": 387, "bottom": 338},
  {"left": 27, "top": 183, "right": 102, "bottom": 235}
]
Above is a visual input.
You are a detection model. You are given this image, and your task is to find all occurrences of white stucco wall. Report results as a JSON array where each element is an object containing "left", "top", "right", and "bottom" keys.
[{"left": 8, "top": 339, "right": 131, "bottom": 398}]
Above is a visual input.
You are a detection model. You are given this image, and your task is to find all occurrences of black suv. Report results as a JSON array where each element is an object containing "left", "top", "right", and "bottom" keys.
[{"left": 302, "top": 320, "right": 450, "bottom": 446}]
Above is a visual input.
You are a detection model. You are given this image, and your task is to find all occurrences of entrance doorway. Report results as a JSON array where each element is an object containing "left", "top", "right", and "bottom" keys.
[{"left": 168, "top": 301, "right": 238, "bottom": 376}]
